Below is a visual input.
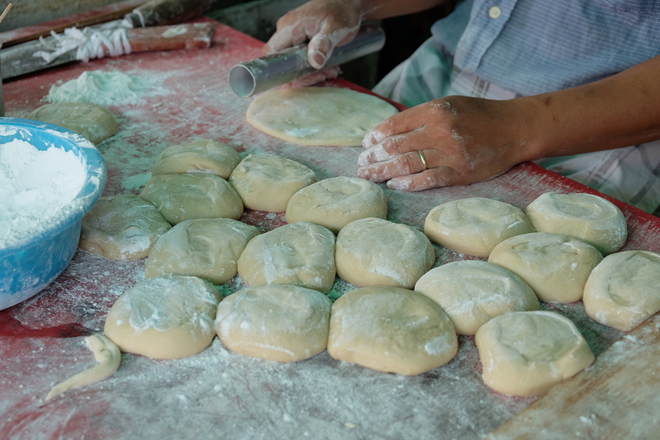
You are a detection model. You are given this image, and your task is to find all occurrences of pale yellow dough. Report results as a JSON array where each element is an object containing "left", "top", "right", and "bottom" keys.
[
  {"left": 246, "top": 87, "right": 398, "bottom": 146},
  {"left": 216, "top": 285, "right": 332, "bottom": 362},
  {"left": 285, "top": 176, "right": 387, "bottom": 234},
  {"left": 79, "top": 195, "right": 172, "bottom": 260},
  {"left": 27, "top": 102, "right": 117, "bottom": 144},
  {"left": 475, "top": 311, "right": 595, "bottom": 397},
  {"left": 151, "top": 139, "right": 242, "bottom": 179},
  {"left": 327, "top": 286, "right": 458, "bottom": 376},
  {"left": 145, "top": 218, "right": 260, "bottom": 284},
  {"left": 583, "top": 250, "right": 660, "bottom": 331}
]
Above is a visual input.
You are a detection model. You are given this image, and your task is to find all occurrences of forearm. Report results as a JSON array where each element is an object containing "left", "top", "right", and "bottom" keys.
[{"left": 359, "top": 0, "right": 450, "bottom": 20}]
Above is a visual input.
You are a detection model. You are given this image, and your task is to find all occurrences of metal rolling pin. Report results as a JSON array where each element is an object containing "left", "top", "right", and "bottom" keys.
[{"left": 229, "top": 25, "right": 386, "bottom": 97}]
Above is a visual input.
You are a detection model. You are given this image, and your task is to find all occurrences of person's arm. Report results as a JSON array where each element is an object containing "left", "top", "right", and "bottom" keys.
[{"left": 357, "top": 55, "right": 660, "bottom": 191}]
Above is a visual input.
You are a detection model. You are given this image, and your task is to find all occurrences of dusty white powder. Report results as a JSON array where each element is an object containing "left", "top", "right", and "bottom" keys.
[{"left": 0, "top": 139, "right": 86, "bottom": 250}]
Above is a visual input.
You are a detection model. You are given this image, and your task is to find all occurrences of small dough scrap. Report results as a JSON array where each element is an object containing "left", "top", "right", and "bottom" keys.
[
  {"left": 424, "top": 197, "right": 535, "bottom": 258},
  {"left": 27, "top": 102, "right": 117, "bottom": 144},
  {"left": 285, "top": 176, "right": 387, "bottom": 233},
  {"left": 104, "top": 275, "right": 221, "bottom": 359},
  {"left": 525, "top": 192, "right": 627, "bottom": 255},
  {"left": 229, "top": 154, "right": 317, "bottom": 212},
  {"left": 46, "top": 334, "right": 121, "bottom": 400},
  {"left": 151, "top": 139, "right": 242, "bottom": 179},
  {"left": 140, "top": 173, "right": 243, "bottom": 224},
  {"left": 246, "top": 87, "right": 399, "bottom": 146},
  {"left": 475, "top": 311, "right": 595, "bottom": 397},
  {"left": 488, "top": 232, "right": 603, "bottom": 303},
  {"left": 237, "top": 222, "right": 336, "bottom": 293},
  {"left": 335, "top": 218, "right": 434, "bottom": 289},
  {"left": 216, "top": 285, "right": 332, "bottom": 362},
  {"left": 414, "top": 260, "right": 540, "bottom": 335},
  {"left": 328, "top": 286, "right": 458, "bottom": 376},
  {"left": 583, "top": 250, "right": 660, "bottom": 331},
  {"left": 145, "top": 218, "right": 260, "bottom": 284},
  {"left": 79, "top": 195, "right": 172, "bottom": 260}
]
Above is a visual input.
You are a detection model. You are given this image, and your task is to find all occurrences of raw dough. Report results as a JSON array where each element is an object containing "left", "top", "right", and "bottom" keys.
[
  {"left": 79, "top": 195, "right": 172, "bottom": 260},
  {"left": 583, "top": 250, "right": 660, "bottom": 331},
  {"left": 285, "top": 176, "right": 387, "bottom": 233},
  {"left": 27, "top": 102, "right": 117, "bottom": 144},
  {"left": 46, "top": 334, "right": 121, "bottom": 400},
  {"left": 424, "top": 197, "right": 535, "bottom": 258},
  {"left": 104, "top": 275, "right": 221, "bottom": 359},
  {"left": 228, "top": 154, "right": 317, "bottom": 212},
  {"left": 335, "top": 218, "right": 434, "bottom": 289},
  {"left": 488, "top": 232, "right": 603, "bottom": 303},
  {"left": 414, "top": 260, "right": 539, "bottom": 335},
  {"left": 237, "top": 222, "right": 336, "bottom": 293},
  {"left": 140, "top": 173, "right": 243, "bottom": 224},
  {"left": 151, "top": 139, "right": 242, "bottom": 179},
  {"left": 216, "top": 285, "right": 332, "bottom": 362},
  {"left": 145, "top": 218, "right": 260, "bottom": 284},
  {"left": 246, "top": 87, "right": 399, "bottom": 146},
  {"left": 475, "top": 311, "right": 595, "bottom": 397},
  {"left": 327, "top": 286, "right": 458, "bottom": 376},
  {"left": 525, "top": 192, "right": 627, "bottom": 255}
]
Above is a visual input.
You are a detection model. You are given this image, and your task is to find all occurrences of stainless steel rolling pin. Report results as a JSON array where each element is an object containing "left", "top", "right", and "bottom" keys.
[{"left": 229, "top": 25, "right": 385, "bottom": 97}]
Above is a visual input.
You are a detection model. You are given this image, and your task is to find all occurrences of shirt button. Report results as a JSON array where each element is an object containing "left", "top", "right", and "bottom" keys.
[{"left": 489, "top": 6, "right": 502, "bottom": 19}]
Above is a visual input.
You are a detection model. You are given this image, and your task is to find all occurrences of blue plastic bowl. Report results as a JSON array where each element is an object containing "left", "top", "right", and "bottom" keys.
[{"left": 0, "top": 118, "right": 107, "bottom": 310}]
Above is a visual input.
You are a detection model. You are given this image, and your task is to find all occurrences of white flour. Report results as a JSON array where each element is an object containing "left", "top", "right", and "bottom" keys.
[{"left": 0, "top": 139, "right": 86, "bottom": 250}]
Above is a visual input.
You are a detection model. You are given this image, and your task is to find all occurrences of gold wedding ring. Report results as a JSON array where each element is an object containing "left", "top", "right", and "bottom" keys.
[{"left": 418, "top": 150, "right": 428, "bottom": 171}]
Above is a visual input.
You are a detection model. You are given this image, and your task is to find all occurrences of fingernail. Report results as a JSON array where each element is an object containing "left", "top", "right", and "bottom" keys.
[
  {"left": 310, "top": 51, "right": 327, "bottom": 69},
  {"left": 357, "top": 151, "right": 370, "bottom": 167},
  {"left": 362, "top": 130, "right": 386, "bottom": 148},
  {"left": 387, "top": 178, "right": 412, "bottom": 191}
]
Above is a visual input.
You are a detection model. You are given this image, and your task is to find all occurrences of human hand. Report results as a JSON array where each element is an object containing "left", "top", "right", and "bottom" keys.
[{"left": 357, "top": 96, "right": 533, "bottom": 191}]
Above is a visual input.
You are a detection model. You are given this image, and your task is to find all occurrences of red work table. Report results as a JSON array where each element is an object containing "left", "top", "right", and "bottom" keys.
[{"left": 1, "top": 18, "right": 659, "bottom": 440}]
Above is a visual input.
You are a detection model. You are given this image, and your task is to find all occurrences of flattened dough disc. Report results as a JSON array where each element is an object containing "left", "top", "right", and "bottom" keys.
[{"left": 246, "top": 87, "right": 398, "bottom": 146}]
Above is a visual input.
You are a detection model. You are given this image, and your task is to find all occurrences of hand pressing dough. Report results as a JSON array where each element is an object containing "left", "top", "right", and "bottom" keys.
[
  {"left": 216, "top": 285, "right": 332, "bottom": 362},
  {"left": 414, "top": 260, "right": 539, "bottom": 335},
  {"left": 475, "top": 311, "right": 595, "bottom": 397},
  {"left": 328, "top": 286, "right": 458, "bottom": 376},
  {"left": 79, "top": 195, "right": 172, "bottom": 260},
  {"left": 151, "top": 139, "right": 242, "bottom": 179},
  {"left": 525, "top": 192, "right": 627, "bottom": 255},
  {"left": 27, "top": 102, "right": 117, "bottom": 144},
  {"left": 229, "top": 154, "right": 317, "bottom": 212},
  {"left": 488, "top": 232, "right": 603, "bottom": 303},
  {"left": 425, "top": 198, "right": 535, "bottom": 258},
  {"left": 285, "top": 176, "right": 387, "bottom": 233},
  {"left": 246, "top": 87, "right": 399, "bottom": 146},
  {"left": 335, "top": 218, "right": 434, "bottom": 289},
  {"left": 583, "top": 250, "right": 660, "bottom": 331},
  {"left": 104, "top": 275, "right": 221, "bottom": 359},
  {"left": 140, "top": 173, "right": 243, "bottom": 224},
  {"left": 237, "top": 222, "right": 336, "bottom": 293},
  {"left": 145, "top": 218, "right": 260, "bottom": 284},
  {"left": 46, "top": 334, "right": 121, "bottom": 400}
]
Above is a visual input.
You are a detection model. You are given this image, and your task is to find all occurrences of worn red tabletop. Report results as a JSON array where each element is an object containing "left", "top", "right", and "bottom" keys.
[{"left": 1, "top": 18, "right": 660, "bottom": 440}]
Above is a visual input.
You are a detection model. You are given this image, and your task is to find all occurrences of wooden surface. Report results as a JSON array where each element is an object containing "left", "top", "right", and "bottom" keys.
[{"left": 1, "top": 17, "right": 659, "bottom": 440}]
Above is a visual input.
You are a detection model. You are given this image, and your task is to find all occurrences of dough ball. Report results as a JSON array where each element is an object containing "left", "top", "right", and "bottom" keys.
[
  {"left": 145, "top": 218, "right": 260, "bottom": 285},
  {"left": 414, "top": 260, "right": 540, "bottom": 335},
  {"left": 488, "top": 232, "right": 603, "bottom": 303},
  {"left": 27, "top": 102, "right": 117, "bottom": 144},
  {"left": 216, "top": 285, "right": 332, "bottom": 362},
  {"left": 335, "top": 218, "right": 434, "bottom": 289},
  {"left": 79, "top": 195, "right": 171, "bottom": 260},
  {"left": 151, "top": 139, "right": 242, "bottom": 179},
  {"left": 229, "top": 154, "right": 317, "bottom": 212},
  {"left": 237, "top": 222, "right": 336, "bottom": 293},
  {"left": 583, "top": 250, "right": 660, "bottom": 331},
  {"left": 328, "top": 286, "right": 457, "bottom": 376},
  {"left": 424, "top": 198, "right": 535, "bottom": 258},
  {"left": 104, "top": 275, "right": 221, "bottom": 359},
  {"left": 525, "top": 192, "right": 627, "bottom": 255},
  {"left": 475, "top": 311, "right": 595, "bottom": 397},
  {"left": 140, "top": 173, "right": 243, "bottom": 224},
  {"left": 285, "top": 176, "right": 387, "bottom": 233},
  {"left": 246, "top": 87, "right": 399, "bottom": 146}
]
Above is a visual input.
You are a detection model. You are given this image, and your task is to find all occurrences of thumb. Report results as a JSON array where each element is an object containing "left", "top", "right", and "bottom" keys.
[{"left": 307, "top": 20, "right": 360, "bottom": 69}]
